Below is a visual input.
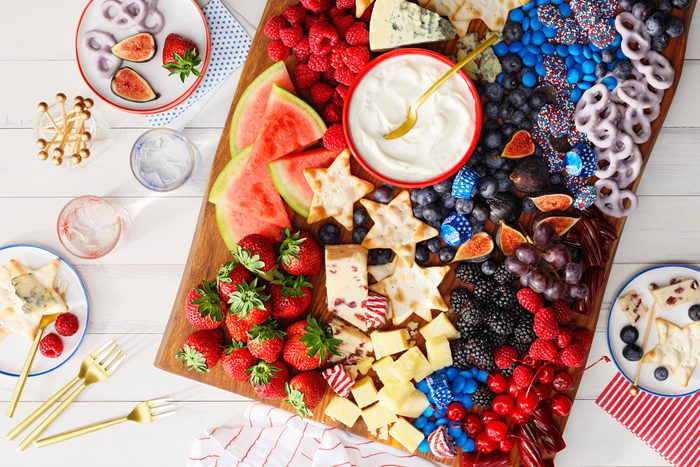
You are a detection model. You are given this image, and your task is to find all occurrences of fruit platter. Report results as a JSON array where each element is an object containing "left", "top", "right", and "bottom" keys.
[{"left": 154, "top": 0, "right": 697, "bottom": 464}]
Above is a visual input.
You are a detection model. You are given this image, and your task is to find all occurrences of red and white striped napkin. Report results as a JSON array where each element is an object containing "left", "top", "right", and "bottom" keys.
[
  {"left": 187, "top": 403, "right": 436, "bottom": 466},
  {"left": 596, "top": 373, "right": 700, "bottom": 467}
]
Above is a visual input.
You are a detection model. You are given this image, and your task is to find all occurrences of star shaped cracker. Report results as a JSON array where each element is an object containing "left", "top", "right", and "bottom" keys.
[
  {"left": 418, "top": 0, "right": 529, "bottom": 34},
  {"left": 370, "top": 257, "right": 449, "bottom": 324},
  {"left": 643, "top": 318, "right": 700, "bottom": 388},
  {"left": 304, "top": 149, "right": 374, "bottom": 230},
  {"left": 360, "top": 190, "right": 438, "bottom": 265}
]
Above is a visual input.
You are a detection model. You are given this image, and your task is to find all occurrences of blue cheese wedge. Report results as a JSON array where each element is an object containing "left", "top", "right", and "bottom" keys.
[
  {"left": 11, "top": 273, "right": 67, "bottom": 316},
  {"left": 370, "top": 0, "right": 456, "bottom": 51}
]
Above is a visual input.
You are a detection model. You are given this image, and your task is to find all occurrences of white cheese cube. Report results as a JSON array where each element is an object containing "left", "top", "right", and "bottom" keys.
[
  {"left": 362, "top": 403, "right": 397, "bottom": 431},
  {"left": 419, "top": 312, "right": 459, "bottom": 340},
  {"left": 389, "top": 417, "right": 425, "bottom": 453},
  {"left": 425, "top": 336, "right": 453, "bottom": 371},
  {"left": 390, "top": 346, "right": 433, "bottom": 383},
  {"left": 351, "top": 376, "right": 379, "bottom": 408},
  {"left": 395, "top": 390, "right": 430, "bottom": 418},
  {"left": 356, "top": 356, "right": 375, "bottom": 375},
  {"left": 370, "top": 329, "right": 409, "bottom": 359},
  {"left": 372, "top": 356, "right": 401, "bottom": 385},
  {"left": 377, "top": 382, "right": 414, "bottom": 413},
  {"left": 325, "top": 245, "right": 370, "bottom": 331},
  {"left": 324, "top": 395, "right": 362, "bottom": 428}
]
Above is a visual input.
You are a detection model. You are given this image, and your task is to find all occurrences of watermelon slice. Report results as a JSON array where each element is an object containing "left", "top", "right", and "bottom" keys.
[
  {"left": 215, "top": 205, "right": 286, "bottom": 249},
  {"left": 229, "top": 62, "right": 295, "bottom": 156},
  {"left": 268, "top": 148, "right": 341, "bottom": 217}
]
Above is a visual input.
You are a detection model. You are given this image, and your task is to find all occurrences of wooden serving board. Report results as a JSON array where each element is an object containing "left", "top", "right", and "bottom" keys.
[{"left": 155, "top": 1, "right": 697, "bottom": 464}]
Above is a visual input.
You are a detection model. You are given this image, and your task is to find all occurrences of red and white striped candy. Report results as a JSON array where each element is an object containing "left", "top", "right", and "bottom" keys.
[
  {"left": 428, "top": 425, "right": 456, "bottom": 459},
  {"left": 363, "top": 292, "right": 388, "bottom": 329},
  {"left": 322, "top": 364, "right": 354, "bottom": 398}
]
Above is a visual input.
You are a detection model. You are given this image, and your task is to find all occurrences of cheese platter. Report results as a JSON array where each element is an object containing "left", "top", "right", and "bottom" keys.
[{"left": 155, "top": 0, "right": 697, "bottom": 464}]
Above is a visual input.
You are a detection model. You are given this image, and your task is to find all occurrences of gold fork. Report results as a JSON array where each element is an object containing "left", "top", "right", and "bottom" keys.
[
  {"left": 36, "top": 398, "right": 177, "bottom": 447},
  {"left": 6, "top": 279, "right": 68, "bottom": 418}
]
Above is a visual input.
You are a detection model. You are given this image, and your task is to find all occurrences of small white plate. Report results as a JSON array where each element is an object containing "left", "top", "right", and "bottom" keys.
[
  {"left": 0, "top": 244, "right": 89, "bottom": 377},
  {"left": 607, "top": 264, "right": 700, "bottom": 397},
  {"left": 75, "top": 0, "right": 210, "bottom": 114}
]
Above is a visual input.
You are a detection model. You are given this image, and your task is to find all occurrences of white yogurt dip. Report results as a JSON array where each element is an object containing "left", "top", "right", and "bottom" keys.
[{"left": 347, "top": 52, "right": 478, "bottom": 184}]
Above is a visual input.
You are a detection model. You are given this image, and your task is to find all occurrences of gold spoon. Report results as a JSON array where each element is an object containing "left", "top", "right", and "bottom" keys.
[{"left": 384, "top": 35, "right": 499, "bottom": 140}]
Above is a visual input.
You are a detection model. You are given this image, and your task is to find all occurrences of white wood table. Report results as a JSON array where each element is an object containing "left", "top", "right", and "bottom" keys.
[{"left": 0, "top": 1, "right": 697, "bottom": 465}]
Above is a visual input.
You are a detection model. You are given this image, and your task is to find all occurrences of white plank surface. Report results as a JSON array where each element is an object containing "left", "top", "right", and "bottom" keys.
[{"left": 0, "top": 0, "right": 695, "bottom": 465}]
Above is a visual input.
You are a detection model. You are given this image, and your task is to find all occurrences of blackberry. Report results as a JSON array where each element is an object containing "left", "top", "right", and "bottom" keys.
[
  {"left": 451, "top": 340, "right": 471, "bottom": 370},
  {"left": 456, "top": 262, "right": 483, "bottom": 284},
  {"left": 494, "top": 284, "right": 518, "bottom": 310},
  {"left": 460, "top": 304, "right": 485, "bottom": 326},
  {"left": 487, "top": 309, "right": 516, "bottom": 336},
  {"left": 512, "top": 339, "right": 531, "bottom": 356},
  {"left": 473, "top": 279, "right": 497, "bottom": 304},
  {"left": 472, "top": 384, "right": 495, "bottom": 408},
  {"left": 513, "top": 316, "right": 536, "bottom": 344},
  {"left": 465, "top": 335, "right": 495, "bottom": 371},
  {"left": 493, "top": 264, "right": 515, "bottom": 285},
  {"left": 501, "top": 364, "right": 516, "bottom": 378},
  {"left": 455, "top": 320, "right": 485, "bottom": 338},
  {"left": 450, "top": 288, "right": 472, "bottom": 313}
]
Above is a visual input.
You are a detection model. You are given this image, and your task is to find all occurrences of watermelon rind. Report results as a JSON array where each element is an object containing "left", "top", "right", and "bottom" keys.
[{"left": 208, "top": 146, "right": 251, "bottom": 205}]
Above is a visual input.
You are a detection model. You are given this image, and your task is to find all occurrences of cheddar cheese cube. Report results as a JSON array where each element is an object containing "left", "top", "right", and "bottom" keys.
[{"left": 351, "top": 376, "right": 379, "bottom": 408}]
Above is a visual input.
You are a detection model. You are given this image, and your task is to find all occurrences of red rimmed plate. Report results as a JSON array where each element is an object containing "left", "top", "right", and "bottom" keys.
[{"left": 75, "top": 0, "right": 210, "bottom": 114}]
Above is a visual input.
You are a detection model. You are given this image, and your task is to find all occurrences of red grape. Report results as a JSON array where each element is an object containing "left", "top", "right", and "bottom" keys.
[
  {"left": 515, "top": 243, "right": 540, "bottom": 265},
  {"left": 533, "top": 222, "right": 556, "bottom": 248},
  {"left": 563, "top": 262, "right": 582, "bottom": 284},
  {"left": 528, "top": 267, "right": 552, "bottom": 293},
  {"left": 543, "top": 243, "right": 571, "bottom": 269},
  {"left": 505, "top": 255, "right": 529, "bottom": 275}
]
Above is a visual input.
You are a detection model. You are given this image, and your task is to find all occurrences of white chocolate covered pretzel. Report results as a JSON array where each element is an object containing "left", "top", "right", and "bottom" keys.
[
  {"left": 615, "top": 12, "right": 651, "bottom": 60},
  {"left": 594, "top": 178, "right": 639, "bottom": 218},
  {"left": 633, "top": 50, "right": 675, "bottom": 90}
]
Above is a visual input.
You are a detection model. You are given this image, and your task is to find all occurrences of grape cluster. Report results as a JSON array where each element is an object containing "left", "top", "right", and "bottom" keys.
[{"left": 504, "top": 222, "right": 587, "bottom": 303}]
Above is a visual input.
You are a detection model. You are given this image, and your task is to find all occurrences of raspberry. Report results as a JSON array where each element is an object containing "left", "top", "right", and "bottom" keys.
[
  {"left": 556, "top": 328, "right": 574, "bottom": 348},
  {"left": 330, "top": 41, "right": 348, "bottom": 69},
  {"left": 336, "top": 0, "right": 355, "bottom": 8},
  {"left": 517, "top": 288, "right": 544, "bottom": 314},
  {"left": 305, "top": 14, "right": 328, "bottom": 31},
  {"left": 308, "top": 53, "right": 331, "bottom": 72},
  {"left": 301, "top": 0, "right": 331, "bottom": 15},
  {"left": 267, "top": 39, "right": 290, "bottom": 62},
  {"left": 533, "top": 308, "right": 560, "bottom": 340},
  {"left": 294, "top": 63, "right": 320, "bottom": 89},
  {"left": 310, "top": 82, "right": 334, "bottom": 104},
  {"left": 309, "top": 22, "right": 339, "bottom": 55},
  {"left": 494, "top": 345, "right": 518, "bottom": 369},
  {"left": 528, "top": 338, "right": 557, "bottom": 361},
  {"left": 552, "top": 301, "right": 574, "bottom": 324},
  {"left": 345, "top": 22, "right": 370, "bottom": 45},
  {"left": 332, "top": 84, "right": 348, "bottom": 106},
  {"left": 282, "top": 5, "right": 307, "bottom": 25},
  {"left": 333, "top": 65, "right": 356, "bottom": 85},
  {"left": 333, "top": 14, "right": 355, "bottom": 37},
  {"left": 279, "top": 24, "right": 304, "bottom": 48},
  {"left": 342, "top": 45, "right": 369, "bottom": 73},
  {"left": 559, "top": 343, "right": 586, "bottom": 368},
  {"left": 322, "top": 103, "right": 342, "bottom": 123},
  {"left": 322, "top": 124, "right": 346, "bottom": 150},
  {"left": 327, "top": 5, "right": 345, "bottom": 18},
  {"left": 264, "top": 15, "right": 289, "bottom": 39},
  {"left": 54, "top": 312, "right": 79, "bottom": 337},
  {"left": 573, "top": 328, "right": 593, "bottom": 351},
  {"left": 322, "top": 68, "right": 336, "bottom": 82},
  {"left": 512, "top": 364, "right": 534, "bottom": 388},
  {"left": 39, "top": 333, "right": 64, "bottom": 358},
  {"left": 292, "top": 37, "right": 312, "bottom": 62}
]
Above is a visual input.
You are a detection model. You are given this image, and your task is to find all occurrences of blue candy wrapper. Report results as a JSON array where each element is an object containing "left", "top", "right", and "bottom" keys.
[{"left": 452, "top": 167, "right": 480, "bottom": 199}]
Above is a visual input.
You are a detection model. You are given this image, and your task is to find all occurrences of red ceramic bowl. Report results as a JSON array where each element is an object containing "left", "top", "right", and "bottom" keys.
[{"left": 343, "top": 48, "right": 482, "bottom": 188}]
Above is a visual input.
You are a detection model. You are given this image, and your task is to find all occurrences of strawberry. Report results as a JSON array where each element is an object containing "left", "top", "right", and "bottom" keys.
[
  {"left": 278, "top": 229, "right": 322, "bottom": 276},
  {"left": 269, "top": 271, "right": 313, "bottom": 320},
  {"left": 226, "top": 313, "right": 252, "bottom": 343},
  {"left": 248, "top": 360, "right": 290, "bottom": 399},
  {"left": 494, "top": 345, "right": 518, "bottom": 369},
  {"left": 221, "top": 341, "right": 257, "bottom": 381},
  {"left": 236, "top": 234, "right": 276, "bottom": 273},
  {"left": 533, "top": 307, "right": 560, "bottom": 339},
  {"left": 185, "top": 281, "right": 225, "bottom": 330},
  {"left": 227, "top": 278, "right": 271, "bottom": 325},
  {"left": 285, "top": 371, "right": 326, "bottom": 417},
  {"left": 216, "top": 261, "right": 254, "bottom": 303},
  {"left": 248, "top": 320, "right": 286, "bottom": 363},
  {"left": 528, "top": 338, "right": 557, "bottom": 361},
  {"left": 517, "top": 288, "right": 544, "bottom": 314},
  {"left": 322, "top": 124, "right": 347, "bottom": 150},
  {"left": 176, "top": 329, "right": 223, "bottom": 372},
  {"left": 162, "top": 33, "right": 202, "bottom": 82},
  {"left": 282, "top": 316, "right": 340, "bottom": 371}
]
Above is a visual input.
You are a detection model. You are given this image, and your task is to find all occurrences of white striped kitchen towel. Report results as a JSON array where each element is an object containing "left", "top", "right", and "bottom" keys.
[
  {"left": 187, "top": 403, "right": 436, "bottom": 467},
  {"left": 596, "top": 373, "right": 700, "bottom": 467}
]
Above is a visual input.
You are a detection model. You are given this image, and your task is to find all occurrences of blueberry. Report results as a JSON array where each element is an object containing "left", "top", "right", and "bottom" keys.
[
  {"left": 501, "top": 159, "right": 515, "bottom": 172},
  {"left": 353, "top": 206, "right": 368, "bottom": 227},
  {"left": 654, "top": 366, "right": 669, "bottom": 381},
  {"left": 415, "top": 187, "right": 439, "bottom": 205},
  {"left": 415, "top": 244, "right": 430, "bottom": 265},
  {"left": 318, "top": 223, "right": 340, "bottom": 244},
  {"left": 501, "top": 53, "right": 523, "bottom": 74},
  {"left": 501, "top": 124, "right": 518, "bottom": 139},
  {"left": 473, "top": 164, "right": 488, "bottom": 177},
  {"left": 508, "top": 88, "right": 528, "bottom": 107},
  {"left": 620, "top": 325, "right": 639, "bottom": 344},
  {"left": 410, "top": 189, "right": 421, "bottom": 204},
  {"left": 632, "top": 0, "right": 652, "bottom": 20},
  {"left": 520, "top": 120, "right": 533, "bottom": 132},
  {"left": 601, "top": 48, "right": 615, "bottom": 63},
  {"left": 412, "top": 205, "right": 423, "bottom": 218},
  {"left": 511, "top": 110, "right": 528, "bottom": 126},
  {"left": 439, "top": 246, "right": 456, "bottom": 263},
  {"left": 498, "top": 102, "right": 516, "bottom": 121},
  {"left": 620, "top": 0, "right": 637, "bottom": 10},
  {"left": 497, "top": 174, "right": 512, "bottom": 192},
  {"left": 483, "top": 130, "right": 504, "bottom": 150},
  {"left": 651, "top": 33, "right": 670, "bottom": 51},
  {"left": 484, "top": 101, "right": 500, "bottom": 120},
  {"left": 373, "top": 185, "right": 393, "bottom": 203},
  {"left": 673, "top": 0, "right": 691, "bottom": 8},
  {"left": 455, "top": 198, "right": 474, "bottom": 215},
  {"left": 352, "top": 227, "right": 368, "bottom": 244},
  {"left": 486, "top": 151, "right": 506, "bottom": 170},
  {"left": 529, "top": 91, "right": 547, "bottom": 109},
  {"left": 484, "top": 119, "right": 500, "bottom": 131},
  {"left": 484, "top": 82, "right": 504, "bottom": 102},
  {"left": 595, "top": 62, "right": 608, "bottom": 78},
  {"left": 472, "top": 202, "right": 489, "bottom": 222},
  {"left": 502, "top": 74, "right": 520, "bottom": 90},
  {"left": 612, "top": 59, "right": 632, "bottom": 80},
  {"left": 645, "top": 11, "right": 666, "bottom": 36},
  {"left": 530, "top": 109, "right": 542, "bottom": 122},
  {"left": 522, "top": 197, "right": 537, "bottom": 214},
  {"left": 665, "top": 16, "right": 683, "bottom": 37},
  {"left": 549, "top": 172, "right": 564, "bottom": 185},
  {"left": 427, "top": 237, "right": 442, "bottom": 253},
  {"left": 469, "top": 218, "right": 485, "bottom": 233},
  {"left": 689, "top": 304, "right": 700, "bottom": 321},
  {"left": 422, "top": 202, "right": 443, "bottom": 224},
  {"left": 368, "top": 248, "right": 392, "bottom": 265},
  {"left": 622, "top": 343, "right": 643, "bottom": 361},
  {"left": 503, "top": 21, "right": 524, "bottom": 42},
  {"left": 477, "top": 176, "right": 498, "bottom": 198},
  {"left": 658, "top": 0, "right": 673, "bottom": 13},
  {"left": 481, "top": 259, "right": 497, "bottom": 275},
  {"left": 443, "top": 194, "right": 457, "bottom": 211},
  {"left": 433, "top": 178, "right": 454, "bottom": 193}
]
